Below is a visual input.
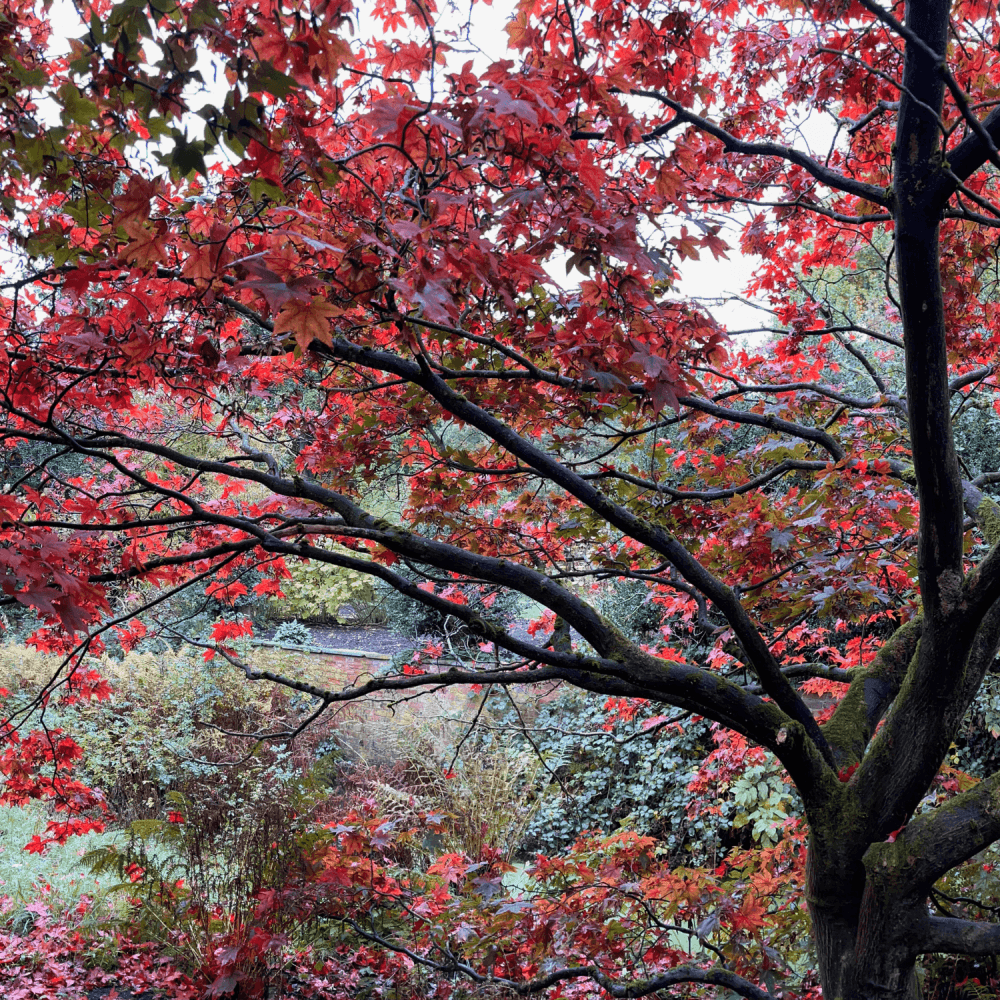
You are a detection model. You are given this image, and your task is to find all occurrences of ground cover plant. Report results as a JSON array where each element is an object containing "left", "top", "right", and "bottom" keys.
[{"left": 8, "top": 0, "right": 1000, "bottom": 997}]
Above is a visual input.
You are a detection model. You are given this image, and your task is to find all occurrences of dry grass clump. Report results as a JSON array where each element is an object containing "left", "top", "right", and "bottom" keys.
[
  {"left": 329, "top": 692, "right": 543, "bottom": 862},
  {"left": 0, "top": 642, "right": 63, "bottom": 693},
  {"left": 231, "top": 654, "right": 552, "bottom": 862}
]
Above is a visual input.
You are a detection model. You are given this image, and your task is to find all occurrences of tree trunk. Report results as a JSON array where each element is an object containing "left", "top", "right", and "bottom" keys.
[
  {"left": 811, "top": 902, "right": 923, "bottom": 1000},
  {"left": 809, "top": 846, "right": 925, "bottom": 1000}
]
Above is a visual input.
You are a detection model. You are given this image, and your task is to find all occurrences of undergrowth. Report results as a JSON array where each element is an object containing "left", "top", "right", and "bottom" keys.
[
  {"left": 0, "top": 800, "right": 121, "bottom": 918},
  {"left": 0, "top": 634, "right": 836, "bottom": 999}
]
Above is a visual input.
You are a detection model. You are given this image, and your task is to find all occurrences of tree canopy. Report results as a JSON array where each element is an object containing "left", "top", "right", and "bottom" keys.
[{"left": 5, "top": 0, "right": 1000, "bottom": 996}]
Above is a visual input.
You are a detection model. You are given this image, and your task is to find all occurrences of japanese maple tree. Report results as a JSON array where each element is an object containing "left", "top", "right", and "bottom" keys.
[{"left": 5, "top": 0, "right": 1000, "bottom": 995}]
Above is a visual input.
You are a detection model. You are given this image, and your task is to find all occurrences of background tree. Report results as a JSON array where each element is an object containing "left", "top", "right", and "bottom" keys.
[{"left": 7, "top": 0, "right": 1000, "bottom": 996}]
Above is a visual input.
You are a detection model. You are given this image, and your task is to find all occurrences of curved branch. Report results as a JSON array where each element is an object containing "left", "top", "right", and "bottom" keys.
[
  {"left": 314, "top": 335, "right": 836, "bottom": 768},
  {"left": 946, "top": 105, "right": 1000, "bottom": 185},
  {"left": 709, "top": 378, "right": 902, "bottom": 413},
  {"left": 701, "top": 190, "right": 891, "bottom": 225},
  {"left": 920, "top": 916, "right": 1000, "bottom": 956},
  {"left": 8, "top": 358, "right": 836, "bottom": 770},
  {"left": 950, "top": 365, "right": 996, "bottom": 394},
  {"left": 220, "top": 617, "right": 814, "bottom": 782},
  {"left": 741, "top": 662, "right": 851, "bottom": 696},
  {"left": 677, "top": 395, "right": 846, "bottom": 462},
  {"left": 596, "top": 458, "right": 830, "bottom": 502},
  {"left": 229, "top": 536, "right": 826, "bottom": 782},
  {"left": 341, "top": 916, "right": 772, "bottom": 999},
  {"left": 621, "top": 89, "right": 889, "bottom": 206}
]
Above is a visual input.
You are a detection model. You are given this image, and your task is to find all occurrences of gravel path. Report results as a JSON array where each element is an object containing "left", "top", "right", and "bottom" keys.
[
  {"left": 260, "top": 622, "right": 415, "bottom": 656},
  {"left": 260, "top": 619, "right": 548, "bottom": 657}
]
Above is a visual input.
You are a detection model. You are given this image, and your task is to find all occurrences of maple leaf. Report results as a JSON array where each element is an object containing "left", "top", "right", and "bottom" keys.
[
  {"left": 179, "top": 239, "right": 220, "bottom": 283},
  {"left": 364, "top": 97, "right": 423, "bottom": 139},
  {"left": 206, "top": 579, "right": 249, "bottom": 603},
  {"left": 121, "top": 220, "right": 169, "bottom": 270},
  {"left": 14, "top": 585, "right": 63, "bottom": 618},
  {"left": 390, "top": 276, "right": 456, "bottom": 323},
  {"left": 235, "top": 256, "right": 320, "bottom": 311},
  {"left": 23, "top": 835, "right": 47, "bottom": 855},
  {"left": 114, "top": 175, "right": 159, "bottom": 227},
  {"left": 576, "top": 153, "right": 607, "bottom": 197},
  {"left": 209, "top": 620, "right": 252, "bottom": 644},
  {"left": 273, "top": 295, "right": 343, "bottom": 351},
  {"left": 62, "top": 265, "right": 102, "bottom": 299},
  {"left": 310, "top": 31, "right": 352, "bottom": 83},
  {"left": 487, "top": 85, "right": 539, "bottom": 124},
  {"left": 253, "top": 578, "right": 285, "bottom": 597},
  {"left": 121, "top": 327, "right": 156, "bottom": 365}
]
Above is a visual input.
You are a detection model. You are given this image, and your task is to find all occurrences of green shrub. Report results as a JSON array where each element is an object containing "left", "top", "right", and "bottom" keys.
[
  {"left": 272, "top": 620, "right": 313, "bottom": 647},
  {"left": 954, "top": 400, "right": 1000, "bottom": 482},
  {"left": 270, "top": 554, "right": 385, "bottom": 624},
  {"left": 0, "top": 641, "right": 64, "bottom": 693},
  {"left": 0, "top": 642, "right": 354, "bottom": 988},
  {"left": 958, "top": 669, "right": 1000, "bottom": 777},
  {"left": 505, "top": 689, "right": 719, "bottom": 861},
  {"left": 728, "top": 756, "right": 799, "bottom": 848},
  {"left": 597, "top": 579, "right": 666, "bottom": 640},
  {"left": 496, "top": 689, "right": 799, "bottom": 862},
  {"left": 5, "top": 647, "right": 299, "bottom": 825}
]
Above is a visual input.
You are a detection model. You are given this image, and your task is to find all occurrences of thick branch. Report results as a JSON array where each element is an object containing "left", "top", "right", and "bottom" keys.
[
  {"left": 710, "top": 378, "right": 906, "bottom": 416},
  {"left": 950, "top": 365, "right": 996, "bottom": 394},
  {"left": 221, "top": 594, "right": 815, "bottom": 783},
  {"left": 342, "top": 916, "right": 771, "bottom": 1000},
  {"left": 823, "top": 616, "right": 922, "bottom": 770},
  {"left": 315, "top": 336, "right": 836, "bottom": 767},
  {"left": 874, "top": 770, "right": 1000, "bottom": 895},
  {"left": 920, "top": 917, "right": 1000, "bottom": 956},
  {"left": 946, "top": 105, "right": 1000, "bottom": 185},
  {"left": 895, "top": 17, "right": 965, "bottom": 615}
]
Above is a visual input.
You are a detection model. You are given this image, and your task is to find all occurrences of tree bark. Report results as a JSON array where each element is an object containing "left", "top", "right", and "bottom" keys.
[{"left": 810, "top": 898, "right": 923, "bottom": 1000}]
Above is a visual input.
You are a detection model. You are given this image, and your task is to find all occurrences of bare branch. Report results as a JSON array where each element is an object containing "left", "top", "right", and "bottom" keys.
[
  {"left": 340, "top": 916, "right": 772, "bottom": 999},
  {"left": 920, "top": 917, "right": 1000, "bottom": 956},
  {"left": 618, "top": 88, "right": 890, "bottom": 206}
]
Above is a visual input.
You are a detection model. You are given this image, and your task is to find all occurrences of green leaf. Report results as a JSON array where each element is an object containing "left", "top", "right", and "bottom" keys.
[
  {"left": 57, "top": 83, "right": 98, "bottom": 125},
  {"left": 246, "top": 61, "right": 300, "bottom": 100},
  {"left": 249, "top": 177, "right": 284, "bottom": 203},
  {"left": 160, "top": 133, "right": 208, "bottom": 178}
]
